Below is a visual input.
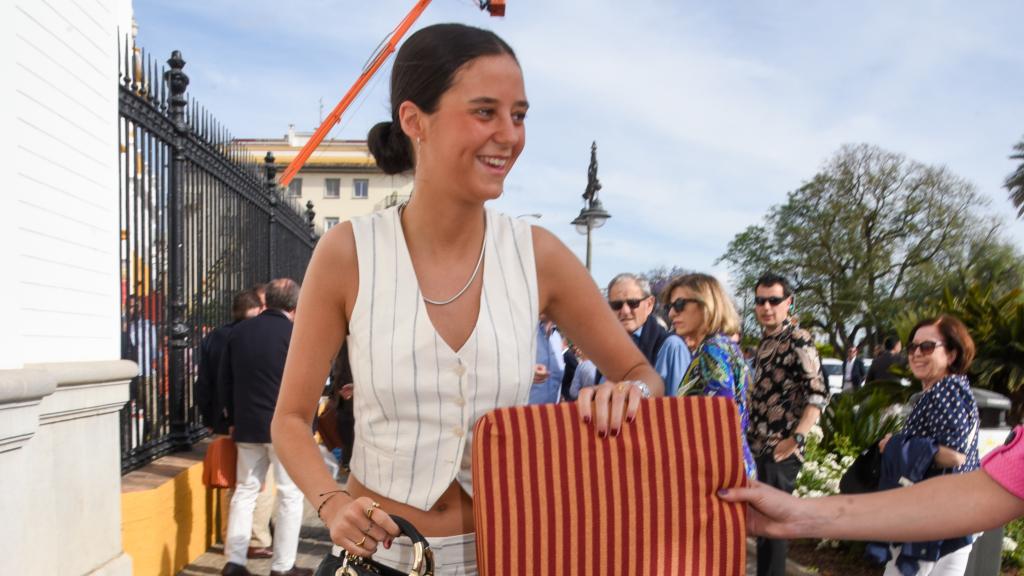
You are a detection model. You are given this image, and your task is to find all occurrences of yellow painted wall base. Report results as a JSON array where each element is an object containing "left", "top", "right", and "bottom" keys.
[{"left": 121, "top": 452, "right": 224, "bottom": 576}]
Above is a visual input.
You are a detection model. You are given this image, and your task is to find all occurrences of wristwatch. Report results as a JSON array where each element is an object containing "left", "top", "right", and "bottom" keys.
[
  {"left": 793, "top": 432, "right": 806, "bottom": 448},
  {"left": 625, "top": 380, "right": 653, "bottom": 399}
]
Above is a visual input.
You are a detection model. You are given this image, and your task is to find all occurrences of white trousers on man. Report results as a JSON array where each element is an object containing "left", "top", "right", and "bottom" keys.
[{"left": 226, "top": 442, "right": 304, "bottom": 572}]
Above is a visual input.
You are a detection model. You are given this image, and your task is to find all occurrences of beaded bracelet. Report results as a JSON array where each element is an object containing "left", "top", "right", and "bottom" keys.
[{"left": 316, "top": 489, "right": 351, "bottom": 522}]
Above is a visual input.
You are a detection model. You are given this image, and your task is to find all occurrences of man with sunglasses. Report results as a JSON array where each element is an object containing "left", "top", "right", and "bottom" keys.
[
  {"left": 748, "top": 272, "right": 828, "bottom": 576},
  {"left": 603, "top": 273, "right": 691, "bottom": 395}
]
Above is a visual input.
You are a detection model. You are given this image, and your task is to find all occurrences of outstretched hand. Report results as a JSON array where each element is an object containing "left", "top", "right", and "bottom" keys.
[{"left": 717, "top": 481, "right": 809, "bottom": 539}]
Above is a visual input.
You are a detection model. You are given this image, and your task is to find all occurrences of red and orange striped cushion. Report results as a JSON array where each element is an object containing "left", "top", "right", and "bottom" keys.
[{"left": 472, "top": 396, "right": 749, "bottom": 575}]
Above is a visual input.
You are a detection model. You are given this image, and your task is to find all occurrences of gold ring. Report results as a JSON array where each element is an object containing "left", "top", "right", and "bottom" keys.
[
  {"left": 355, "top": 535, "right": 367, "bottom": 547},
  {"left": 616, "top": 383, "right": 627, "bottom": 393},
  {"left": 364, "top": 501, "right": 380, "bottom": 521}
]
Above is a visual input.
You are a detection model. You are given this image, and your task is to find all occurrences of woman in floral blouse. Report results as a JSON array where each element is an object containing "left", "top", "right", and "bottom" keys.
[{"left": 661, "top": 273, "right": 757, "bottom": 478}]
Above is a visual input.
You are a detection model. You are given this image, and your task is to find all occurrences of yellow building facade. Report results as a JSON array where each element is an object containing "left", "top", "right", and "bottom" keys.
[{"left": 237, "top": 127, "right": 414, "bottom": 231}]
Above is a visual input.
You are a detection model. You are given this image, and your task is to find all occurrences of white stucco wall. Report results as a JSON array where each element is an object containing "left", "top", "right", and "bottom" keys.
[
  {"left": 7, "top": 0, "right": 131, "bottom": 368},
  {"left": 1, "top": 1, "right": 134, "bottom": 574}
]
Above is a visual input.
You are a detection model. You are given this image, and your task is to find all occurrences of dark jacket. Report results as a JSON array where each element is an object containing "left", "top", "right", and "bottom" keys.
[
  {"left": 219, "top": 309, "right": 293, "bottom": 444},
  {"left": 842, "top": 357, "right": 866, "bottom": 390},
  {"left": 635, "top": 313, "right": 673, "bottom": 367},
  {"left": 195, "top": 321, "right": 239, "bottom": 434},
  {"left": 865, "top": 433, "right": 974, "bottom": 573},
  {"left": 596, "top": 313, "right": 672, "bottom": 385},
  {"left": 866, "top": 351, "right": 904, "bottom": 384},
  {"left": 560, "top": 348, "right": 579, "bottom": 401}
]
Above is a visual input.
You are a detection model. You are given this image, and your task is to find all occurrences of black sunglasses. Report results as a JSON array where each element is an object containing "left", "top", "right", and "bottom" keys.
[
  {"left": 754, "top": 296, "right": 788, "bottom": 306},
  {"left": 666, "top": 298, "right": 700, "bottom": 313},
  {"left": 907, "top": 340, "right": 944, "bottom": 355},
  {"left": 609, "top": 297, "right": 648, "bottom": 311}
]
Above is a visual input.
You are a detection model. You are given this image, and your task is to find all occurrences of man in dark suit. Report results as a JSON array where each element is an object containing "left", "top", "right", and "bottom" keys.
[
  {"left": 195, "top": 288, "right": 276, "bottom": 559},
  {"left": 196, "top": 289, "right": 262, "bottom": 434},
  {"left": 841, "top": 345, "right": 866, "bottom": 392},
  {"left": 866, "top": 336, "right": 905, "bottom": 384},
  {"left": 220, "top": 278, "right": 311, "bottom": 576}
]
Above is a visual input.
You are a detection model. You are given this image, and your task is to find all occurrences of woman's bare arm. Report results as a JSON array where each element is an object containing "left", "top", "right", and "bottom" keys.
[
  {"left": 934, "top": 445, "right": 967, "bottom": 468},
  {"left": 271, "top": 222, "right": 399, "bottom": 553},
  {"left": 532, "top": 226, "right": 664, "bottom": 433},
  {"left": 720, "top": 470, "right": 1024, "bottom": 542}
]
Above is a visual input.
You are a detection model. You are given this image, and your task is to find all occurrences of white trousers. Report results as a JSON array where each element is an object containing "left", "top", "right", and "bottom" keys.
[
  {"left": 882, "top": 543, "right": 973, "bottom": 576},
  {"left": 225, "top": 442, "right": 305, "bottom": 572},
  {"left": 335, "top": 532, "right": 477, "bottom": 576}
]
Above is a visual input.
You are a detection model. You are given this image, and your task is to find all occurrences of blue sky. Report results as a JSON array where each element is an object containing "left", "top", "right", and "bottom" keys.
[{"left": 133, "top": 0, "right": 1024, "bottom": 288}]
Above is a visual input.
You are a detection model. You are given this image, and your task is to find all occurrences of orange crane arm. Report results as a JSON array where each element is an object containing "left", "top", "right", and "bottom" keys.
[
  {"left": 279, "top": 0, "right": 507, "bottom": 188},
  {"left": 279, "top": 0, "right": 432, "bottom": 187}
]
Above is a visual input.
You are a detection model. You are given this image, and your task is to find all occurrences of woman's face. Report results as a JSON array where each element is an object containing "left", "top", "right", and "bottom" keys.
[
  {"left": 417, "top": 54, "right": 527, "bottom": 202},
  {"left": 908, "top": 324, "right": 955, "bottom": 387},
  {"left": 667, "top": 286, "right": 705, "bottom": 340}
]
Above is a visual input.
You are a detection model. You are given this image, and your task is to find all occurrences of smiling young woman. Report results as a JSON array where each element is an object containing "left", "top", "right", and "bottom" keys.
[{"left": 269, "top": 23, "right": 663, "bottom": 575}]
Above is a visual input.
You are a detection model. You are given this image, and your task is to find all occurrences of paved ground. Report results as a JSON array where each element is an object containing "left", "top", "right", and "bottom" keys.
[
  {"left": 180, "top": 500, "right": 762, "bottom": 575},
  {"left": 179, "top": 499, "right": 330, "bottom": 576}
]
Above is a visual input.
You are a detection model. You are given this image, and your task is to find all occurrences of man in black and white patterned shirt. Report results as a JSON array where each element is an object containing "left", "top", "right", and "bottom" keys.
[{"left": 747, "top": 272, "right": 828, "bottom": 576}]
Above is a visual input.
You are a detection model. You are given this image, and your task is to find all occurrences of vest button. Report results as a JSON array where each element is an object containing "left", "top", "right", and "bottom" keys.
[
  {"left": 454, "top": 396, "right": 466, "bottom": 407},
  {"left": 453, "top": 364, "right": 467, "bottom": 377},
  {"left": 453, "top": 426, "right": 465, "bottom": 437}
]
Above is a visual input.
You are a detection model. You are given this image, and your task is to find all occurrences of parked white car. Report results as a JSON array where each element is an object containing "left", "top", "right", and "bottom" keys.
[
  {"left": 821, "top": 357, "right": 876, "bottom": 396},
  {"left": 821, "top": 358, "right": 844, "bottom": 396}
]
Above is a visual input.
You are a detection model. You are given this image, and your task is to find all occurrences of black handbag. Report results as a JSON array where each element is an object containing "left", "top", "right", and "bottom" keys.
[
  {"left": 839, "top": 442, "right": 882, "bottom": 494},
  {"left": 314, "top": 514, "right": 434, "bottom": 576}
]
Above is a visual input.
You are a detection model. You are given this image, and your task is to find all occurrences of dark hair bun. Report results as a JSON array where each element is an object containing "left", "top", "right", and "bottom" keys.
[{"left": 367, "top": 121, "right": 413, "bottom": 175}]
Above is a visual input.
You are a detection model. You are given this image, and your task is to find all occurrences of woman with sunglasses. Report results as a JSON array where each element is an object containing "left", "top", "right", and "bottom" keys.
[
  {"left": 872, "top": 314, "right": 981, "bottom": 574},
  {"left": 661, "top": 273, "right": 757, "bottom": 478}
]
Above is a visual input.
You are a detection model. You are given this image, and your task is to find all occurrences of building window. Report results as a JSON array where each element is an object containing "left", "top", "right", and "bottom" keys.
[
  {"left": 324, "top": 178, "right": 340, "bottom": 199},
  {"left": 287, "top": 178, "right": 303, "bottom": 198},
  {"left": 324, "top": 217, "right": 340, "bottom": 230},
  {"left": 353, "top": 178, "right": 369, "bottom": 199}
]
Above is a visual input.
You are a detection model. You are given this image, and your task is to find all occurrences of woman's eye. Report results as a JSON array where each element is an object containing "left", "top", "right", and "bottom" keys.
[
  {"left": 474, "top": 108, "right": 494, "bottom": 118},
  {"left": 512, "top": 111, "right": 527, "bottom": 123}
]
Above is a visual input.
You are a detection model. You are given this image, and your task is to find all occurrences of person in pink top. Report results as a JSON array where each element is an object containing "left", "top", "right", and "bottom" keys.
[{"left": 719, "top": 426, "right": 1024, "bottom": 543}]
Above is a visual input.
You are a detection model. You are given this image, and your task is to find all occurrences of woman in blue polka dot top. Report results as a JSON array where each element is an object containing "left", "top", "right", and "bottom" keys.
[{"left": 878, "top": 314, "right": 981, "bottom": 574}]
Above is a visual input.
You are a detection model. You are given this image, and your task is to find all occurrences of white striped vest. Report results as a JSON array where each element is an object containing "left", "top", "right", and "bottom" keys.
[{"left": 347, "top": 206, "right": 539, "bottom": 511}]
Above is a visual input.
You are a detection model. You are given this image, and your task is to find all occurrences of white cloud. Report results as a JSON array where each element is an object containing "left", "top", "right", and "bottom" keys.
[{"left": 134, "top": 0, "right": 1024, "bottom": 275}]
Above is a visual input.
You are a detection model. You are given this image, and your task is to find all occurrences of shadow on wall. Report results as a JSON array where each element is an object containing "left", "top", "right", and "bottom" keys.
[{"left": 121, "top": 442, "right": 221, "bottom": 575}]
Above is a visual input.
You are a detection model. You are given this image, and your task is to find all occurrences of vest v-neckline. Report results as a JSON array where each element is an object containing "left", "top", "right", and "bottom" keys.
[{"left": 393, "top": 206, "right": 487, "bottom": 356}]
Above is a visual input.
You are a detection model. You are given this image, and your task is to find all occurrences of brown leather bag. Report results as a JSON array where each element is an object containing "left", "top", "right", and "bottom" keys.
[
  {"left": 318, "top": 401, "right": 343, "bottom": 452},
  {"left": 202, "top": 436, "right": 238, "bottom": 488}
]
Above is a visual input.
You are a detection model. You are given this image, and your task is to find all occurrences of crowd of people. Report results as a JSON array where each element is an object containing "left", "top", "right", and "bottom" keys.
[{"left": 188, "top": 22, "right": 1016, "bottom": 576}]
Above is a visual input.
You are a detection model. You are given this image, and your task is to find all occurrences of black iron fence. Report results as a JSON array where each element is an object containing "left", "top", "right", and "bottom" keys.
[{"left": 118, "top": 41, "right": 318, "bottom": 473}]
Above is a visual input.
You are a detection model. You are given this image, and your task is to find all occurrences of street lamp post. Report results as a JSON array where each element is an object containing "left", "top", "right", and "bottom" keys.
[{"left": 571, "top": 141, "right": 611, "bottom": 272}]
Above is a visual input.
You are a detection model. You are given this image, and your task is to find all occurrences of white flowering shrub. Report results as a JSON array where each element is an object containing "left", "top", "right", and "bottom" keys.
[
  {"left": 1005, "top": 518, "right": 1024, "bottom": 569},
  {"left": 795, "top": 427, "right": 856, "bottom": 499}
]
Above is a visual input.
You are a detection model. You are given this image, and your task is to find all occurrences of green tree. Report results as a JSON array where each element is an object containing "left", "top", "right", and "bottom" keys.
[
  {"left": 719, "top": 143, "right": 1006, "bottom": 353},
  {"left": 638, "top": 265, "right": 692, "bottom": 299},
  {"left": 1007, "top": 135, "right": 1024, "bottom": 218}
]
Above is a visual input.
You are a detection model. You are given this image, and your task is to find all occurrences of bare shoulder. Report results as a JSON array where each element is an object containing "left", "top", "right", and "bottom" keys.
[
  {"left": 305, "top": 221, "right": 359, "bottom": 319},
  {"left": 531, "top": 225, "right": 574, "bottom": 268},
  {"left": 529, "top": 225, "right": 601, "bottom": 318}
]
